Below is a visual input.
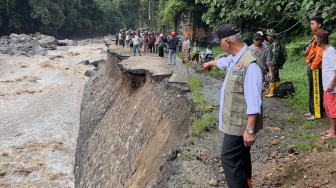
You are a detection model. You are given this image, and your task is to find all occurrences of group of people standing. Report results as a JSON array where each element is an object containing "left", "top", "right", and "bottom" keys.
[
  {"left": 248, "top": 28, "right": 284, "bottom": 98},
  {"left": 303, "top": 16, "right": 336, "bottom": 141},
  {"left": 115, "top": 30, "right": 185, "bottom": 66},
  {"left": 201, "top": 14, "right": 336, "bottom": 188},
  {"left": 115, "top": 30, "right": 168, "bottom": 58},
  {"left": 181, "top": 36, "right": 201, "bottom": 66}
]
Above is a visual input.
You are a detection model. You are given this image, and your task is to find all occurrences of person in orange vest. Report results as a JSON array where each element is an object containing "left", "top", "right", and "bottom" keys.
[{"left": 304, "top": 16, "right": 325, "bottom": 121}]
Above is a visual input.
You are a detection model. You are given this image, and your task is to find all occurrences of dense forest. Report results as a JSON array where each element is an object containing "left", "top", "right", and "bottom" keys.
[
  {"left": 0, "top": 0, "right": 161, "bottom": 38},
  {"left": 0, "top": 0, "right": 335, "bottom": 38}
]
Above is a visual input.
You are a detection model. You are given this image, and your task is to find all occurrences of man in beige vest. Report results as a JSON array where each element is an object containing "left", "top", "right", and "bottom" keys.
[{"left": 203, "top": 24, "right": 264, "bottom": 188}]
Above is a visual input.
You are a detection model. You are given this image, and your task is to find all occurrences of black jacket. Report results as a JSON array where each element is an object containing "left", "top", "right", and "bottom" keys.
[{"left": 168, "top": 37, "right": 179, "bottom": 50}]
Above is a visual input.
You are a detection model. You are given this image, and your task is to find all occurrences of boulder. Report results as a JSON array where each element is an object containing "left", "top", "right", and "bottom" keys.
[
  {"left": 37, "top": 35, "right": 58, "bottom": 50},
  {"left": 84, "top": 69, "right": 97, "bottom": 77},
  {"left": 92, "top": 59, "right": 106, "bottom": 68},
  {"left": 79, "top": 60, "right": 90, "bottom": 65}
]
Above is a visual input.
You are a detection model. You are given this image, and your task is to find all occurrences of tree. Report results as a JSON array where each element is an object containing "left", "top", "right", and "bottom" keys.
[{"left": 195, "top": 0, "right": 336, "bottom": 37}]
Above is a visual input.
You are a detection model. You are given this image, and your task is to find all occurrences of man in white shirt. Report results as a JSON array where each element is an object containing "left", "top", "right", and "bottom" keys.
[
  {"left": 131, "top": 34, "right": 141, "bottom": 56},
  {"left": 316, "top": 29, "right": 336, "bottom": 139},
  {"left": 203, "top": 24, "right": 263, "bottom": 188}
]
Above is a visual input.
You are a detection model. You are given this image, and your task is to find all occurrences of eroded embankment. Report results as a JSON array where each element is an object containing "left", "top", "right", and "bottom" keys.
[{"left": 74, "top": 50, "right": 195, "bottom": 187}]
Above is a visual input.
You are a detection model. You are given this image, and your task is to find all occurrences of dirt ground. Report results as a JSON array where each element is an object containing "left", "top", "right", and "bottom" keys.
[{"left": 1, "top": 39, "right": 336, "bottom": 188}]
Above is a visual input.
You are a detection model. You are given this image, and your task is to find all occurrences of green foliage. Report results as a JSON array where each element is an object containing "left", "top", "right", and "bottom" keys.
[
  {"left": 208, "top": 67, "right": 225, "bottom": 79},
  {"left": 188, "top": 75, "right": 218, "bottom": 137},
  {"left": 1, "top": 0, "right": 336, "bottom": 38},
  {"left": 188, "top": 76, "right": 207, "bottom": 110},
  {"left": 290, "top": 142, "right": 319, "bottom": 152},
  {"left": 0, "top": 0, "right": 160, "bottom": 36},
  {"left": 195, "top": 0, "right": 336, "bottom": 36},
  {"left": 279, "top": 40, "right": 309, "bottom": 112},
  {"left": 191, "top": 113, "right": 218, "bottom": 136},
  {"left": 162, "top": 0, "right": 188, "bottom": 25}
]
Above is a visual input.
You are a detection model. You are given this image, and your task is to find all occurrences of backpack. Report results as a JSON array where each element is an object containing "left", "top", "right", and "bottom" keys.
[
  {"left": 274, "top": 82, "right": 295, "bottom": 98},
  {"left": 273, "top": 41, "right": 287, "bottom": 69}
]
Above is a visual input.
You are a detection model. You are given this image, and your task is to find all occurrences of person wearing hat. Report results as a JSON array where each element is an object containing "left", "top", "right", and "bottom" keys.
[
  {"left": 304, "top": 15, "right": 325, "bottom": 121},
  {"left": 256, "top": 31, "right": 269, "bottom": 47},
  {"left": 315, "top": 29, "right": 336, "bottom": 138},
  {"left": 264, "top": 29, "right": 282, "bottom": 97},
  {"left": 203, "top": 24, "right": 264, "bottom": 188},
  {"left": 157, "top": 33, "right": 165, "bottom": 58},
  {"left": 167, "top": 32, "right": 179, "bottom": 65},
  {"left": 249, "top": 32, "right": 271, "bottom": 91}
]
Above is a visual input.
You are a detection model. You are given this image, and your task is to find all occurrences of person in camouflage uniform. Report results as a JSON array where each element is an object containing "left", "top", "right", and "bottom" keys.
[{"left": 265, "top": 29, "right": 281, "bottom": 97}]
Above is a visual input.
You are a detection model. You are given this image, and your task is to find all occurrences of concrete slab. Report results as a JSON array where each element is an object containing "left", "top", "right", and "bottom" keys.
[{"left": 108, "top": 45, "right": 189, "bottom": 84}]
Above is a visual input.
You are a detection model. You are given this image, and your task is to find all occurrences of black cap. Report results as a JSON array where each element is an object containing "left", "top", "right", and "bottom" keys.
[
  {"left": 217, "top": 24, "right": 240, "bottom": 40},
  {"left": 253, "top": 33, "right": 263, "bottom": 40}
]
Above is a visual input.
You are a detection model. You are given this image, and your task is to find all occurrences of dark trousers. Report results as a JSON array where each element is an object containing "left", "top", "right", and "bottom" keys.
[
  {"left": 149, "top": 43, "right": 155, "bottom": 53},
  {"left": 158, "top": 47, "right": 164, "bottom": 57},
  {"left": 307, "top": 67, "right": 324, "bottom": 117},
  {"left": 221, "top": 133, "right": 251, "bottom": 188}
]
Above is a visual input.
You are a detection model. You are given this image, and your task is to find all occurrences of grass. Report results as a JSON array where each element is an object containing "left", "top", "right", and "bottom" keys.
[
  {"left": 279, "top": 49, "right": 309, "bottom": 112},
  {"left": 188, "top": 76, "right": 216, "bottom": 111},
  {"left": 325, "top": 139, "right": 336, "bottom": 151},
  {"left": 291, "top": 142, "right": 320, "bottom": 152},
  {"left": 184, "top": 151, "right": 194, "bottom": 160},
  {"left": 279, "top": 140, "right": 320, "bottom": 152},
  {"left": 279, "top": 115, "right": 302, "bottom": 124},
  {"left": 191, "top": 113, "right": 218, "bottom": 137},
  {"left": 298, "top": 121, "right": 320, "bottom": 130},
  {"left": 205, "top": 46, "right": 226, "bottom": 79},
  {"left": 188, "top": 76, "right": 218, "bottom": 137},
  {"left": 286, "top": 131, "right": 320, "bottom": 140}
]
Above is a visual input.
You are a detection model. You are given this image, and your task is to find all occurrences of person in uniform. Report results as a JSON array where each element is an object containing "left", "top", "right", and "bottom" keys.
[
  {"left": 264, "top": 29, "right": 281, "bottom": 97},
  {"left": 202, "top": 24, "right": 264, "bottom": 188}
]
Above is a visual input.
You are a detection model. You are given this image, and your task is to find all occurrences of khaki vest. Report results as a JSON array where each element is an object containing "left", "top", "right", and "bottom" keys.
[{"left": 221, "top": 49, "right": 264, "bottom": 136}]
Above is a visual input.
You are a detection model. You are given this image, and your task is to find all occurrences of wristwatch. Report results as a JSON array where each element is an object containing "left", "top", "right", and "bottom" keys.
[{"left": 246, "top": 128, "right": 254, "bottom": 135}]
